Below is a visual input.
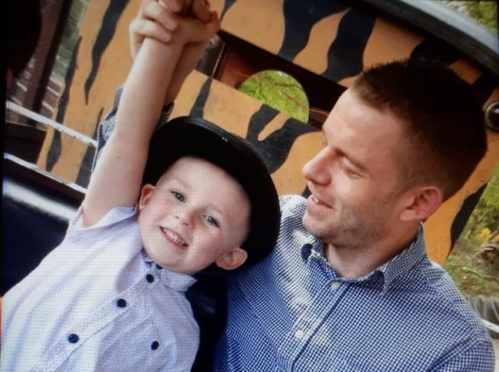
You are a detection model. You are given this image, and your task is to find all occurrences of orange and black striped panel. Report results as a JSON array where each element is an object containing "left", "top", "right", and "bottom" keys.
[{"left": 37, "top": 0, "right": 498, "bottom": 262}]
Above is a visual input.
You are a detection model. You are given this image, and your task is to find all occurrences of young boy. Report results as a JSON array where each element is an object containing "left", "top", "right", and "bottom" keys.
[{"left": 1, "top": 9, "right": 280, "bottom": 372}]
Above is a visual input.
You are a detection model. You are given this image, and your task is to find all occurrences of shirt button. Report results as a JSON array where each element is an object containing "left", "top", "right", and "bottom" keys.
[
  {"left": 67, "top": 333, "right": 79, "bottom": 343},
  {"left": 330, "top": 282, "right": 341, "bottom": 290},
  {"left": 146, "top": 274, "right": 154, "bottom": 283},
  {"left": 151, "top": 341, "right": 159, "bottom": 350},
  {"left": 294, "top": 330, "right": 305, "bottom": 340},
  {"left": 116, "top": 298, "right": 127, "bottom": 308}
]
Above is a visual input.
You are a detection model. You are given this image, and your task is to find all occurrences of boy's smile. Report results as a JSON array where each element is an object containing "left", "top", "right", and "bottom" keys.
[
  {"left": 162, "top": 227, "right": 188, "bottom": 248},
  {"left": 138, "top": 156, "right": 250, "bottom": 275}
]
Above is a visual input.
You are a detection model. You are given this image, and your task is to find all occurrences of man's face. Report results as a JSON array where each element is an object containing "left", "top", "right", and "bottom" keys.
[
  {"left": 302, "top": 89, "right": 408, "bottom": 249},
  {"left": 138, "top": 156, "right": 250, "bottom": 275}
]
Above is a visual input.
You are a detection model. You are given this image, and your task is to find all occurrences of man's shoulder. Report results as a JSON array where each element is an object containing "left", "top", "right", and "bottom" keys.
[
  {"left": 279, "top": 194, "right": 307, "bottom": 217},
  {"left": 403, "top": 259, "right": 492, "bottom": 345},
  {"left": 367, "top": 258, "right": 494, "bottom": 370},
  {"left": 414, "top": 259, "right": 470, "bottom": 309},
  {"left": 278, "top": 194, "right": 313, "bottom": 238}
]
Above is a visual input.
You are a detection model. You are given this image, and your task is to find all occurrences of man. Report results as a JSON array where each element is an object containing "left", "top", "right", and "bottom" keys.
[
  {"left": 110, "top": 1, "right": 495, "bottom": 370},
  {"left": 214, "top": 62, "right": 494, "bottom": 371}
]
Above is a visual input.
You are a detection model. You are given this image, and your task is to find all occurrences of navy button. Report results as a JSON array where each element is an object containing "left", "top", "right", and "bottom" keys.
[
  {"left": 116, "top": 298, "right": 127, "bottom": 308},
  {"left": 151, "top": 341, "right": 159, "bottom": 350},
  {"left": 68, "top": 333, "right": 79, "bottom": 343},
  {"left": 146, "top": 274, "right": 154, "bottom": 283},
  {"left": 301, "top": 243, "right": 313, "bottom": 261}
]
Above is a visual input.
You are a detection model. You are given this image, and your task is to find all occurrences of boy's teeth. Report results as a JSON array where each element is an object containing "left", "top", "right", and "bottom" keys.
[{"left": 163, "top": 228, "right": 187, "bottom": 246}]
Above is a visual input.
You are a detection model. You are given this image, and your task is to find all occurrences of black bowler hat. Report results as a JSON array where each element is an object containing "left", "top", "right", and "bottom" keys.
[{"left": 143, "top": 116, "right": 281, "bottom": 269}]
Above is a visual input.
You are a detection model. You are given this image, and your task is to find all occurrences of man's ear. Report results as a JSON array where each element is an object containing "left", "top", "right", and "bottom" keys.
[
  {"left": 215, "top": 247, "right": 248, "bottom": 271},
  {"left": 399, "top": 186, "right": 443, "bottom": 222},
  {"left": 138, "top": 184, "right": 155, "bottom": 211}
]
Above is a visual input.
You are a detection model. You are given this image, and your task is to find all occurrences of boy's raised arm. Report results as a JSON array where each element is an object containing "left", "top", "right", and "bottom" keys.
[{"left": 82, "top": 12, "right": 219, "bottom": 227}]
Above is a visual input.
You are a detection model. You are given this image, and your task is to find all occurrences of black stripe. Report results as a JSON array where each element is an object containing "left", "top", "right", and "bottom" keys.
[
  {"left": 279, "top": 0, "right": 349, "bottom": 61},
  {"left": 83, "top": 0, "right": 129, "bottom": 103},
  {"left": 322, "top": 8, "right": 376, "bottom": 81}
]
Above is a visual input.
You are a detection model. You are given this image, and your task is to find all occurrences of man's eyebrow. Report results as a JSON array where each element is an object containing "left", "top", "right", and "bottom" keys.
[{"left": 321, "top": 127, "right": 367, "bottom": 173}]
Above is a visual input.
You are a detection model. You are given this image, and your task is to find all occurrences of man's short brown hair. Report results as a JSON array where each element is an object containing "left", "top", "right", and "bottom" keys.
[{"left": 352, "top": 59, "right": 487, "bottom": 201}]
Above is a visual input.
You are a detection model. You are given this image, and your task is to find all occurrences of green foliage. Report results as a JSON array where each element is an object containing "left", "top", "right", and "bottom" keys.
[
  {"left": 443, "top": 1, "right": 498, "bottom": 33},
  {"left": 458, "top": 166, "right": 499, "bottom": 254},
  {"left": 443, "top": 253, "right": 499, "bottom": 297},
  {"left": 465, "top": 1, "right": 498, "bottom": 32},
  {"left": 52, "top": 0, "right": 89, "bottom": 78},
  {"left": 239, "top": 70, "right": 309, "bottom": 123},
  {"left": 445, "top": 166, "right": 499, "bottom": 297}
]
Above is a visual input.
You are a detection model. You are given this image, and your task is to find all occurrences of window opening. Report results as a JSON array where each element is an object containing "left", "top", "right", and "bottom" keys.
[
  {"left": 444, "top": 166, "right": 499, "bottom": 298},
  {"left": 238, "top": 70, "right": 309, "bottom": 123}
]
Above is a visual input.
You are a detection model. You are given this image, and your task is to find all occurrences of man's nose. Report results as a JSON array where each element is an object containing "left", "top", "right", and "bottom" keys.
[{"left": 302, "top": 148, "right": 331, "bottom": 186}]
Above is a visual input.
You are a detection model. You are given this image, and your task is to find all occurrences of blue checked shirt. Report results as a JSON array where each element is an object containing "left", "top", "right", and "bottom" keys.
[{"left": 214, "top": 195, "right": 495, "bottom": 371}]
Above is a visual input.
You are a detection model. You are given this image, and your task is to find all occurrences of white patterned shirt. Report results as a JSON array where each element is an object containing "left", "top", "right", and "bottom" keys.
[
  {"left": 214, "top": 195, "right": 495, "bottom": 371},
  {"left": 2, "top": 206, "right": 199, "bottom": 372}
]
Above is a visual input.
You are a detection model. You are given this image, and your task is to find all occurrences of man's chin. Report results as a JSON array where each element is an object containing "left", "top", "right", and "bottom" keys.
[{"left": 302, "top": 212, "right": 324, "bottom": 237}]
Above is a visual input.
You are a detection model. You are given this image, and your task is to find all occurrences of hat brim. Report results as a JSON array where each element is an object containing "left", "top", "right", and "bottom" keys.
[{"left": 143, "top": 116, "right": 281, "bottom": 268}]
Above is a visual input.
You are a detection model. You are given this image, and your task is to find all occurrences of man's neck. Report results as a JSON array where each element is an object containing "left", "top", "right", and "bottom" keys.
[{"left": 324, "top": 224, "right": 419, "bottom": 278}]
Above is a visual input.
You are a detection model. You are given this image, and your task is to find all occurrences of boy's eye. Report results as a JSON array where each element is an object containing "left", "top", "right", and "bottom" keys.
[
  {"left": 204, "top": 215, "right": 219, "bottom": 227},
  {"left": 171, "top": 191, "right": 185, "bottom": 202}
]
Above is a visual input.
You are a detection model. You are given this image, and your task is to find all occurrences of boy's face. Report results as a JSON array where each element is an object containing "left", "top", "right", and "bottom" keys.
[{"left": 138, "top": 156, "right": 250, "bottom": 275}]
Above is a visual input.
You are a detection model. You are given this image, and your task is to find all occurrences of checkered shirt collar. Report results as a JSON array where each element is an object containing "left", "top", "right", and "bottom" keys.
[{"left": 301, "top": 224, "right": 427, "bottom": 292}]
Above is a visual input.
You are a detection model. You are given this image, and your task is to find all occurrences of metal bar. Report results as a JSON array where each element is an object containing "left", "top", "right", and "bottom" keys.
[
  {"left": 482, "top": 318, "right": 499, "bottom": 336},
  {"left": 4, "top": 153, "right": 88, "bottom": 194},
  {"left": 6, "top": 101, "right": 98, "bottom": 148}
]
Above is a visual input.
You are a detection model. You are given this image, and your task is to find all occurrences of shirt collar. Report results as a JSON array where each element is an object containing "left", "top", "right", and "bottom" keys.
[
  {"left": 301, "top": 224, "right": 427, "bottom": 291},
  {"left": 300, "top": 229, "right": 324, "bottom": 262},
  {"left": 375, "top": 224, "right": 427, "bottom": 292},
  {"left": 142, "top": 251, "right": 196, "bottom": 292},
  {"left": 159, "top": 269, "right": 197, "bottom": 292}
]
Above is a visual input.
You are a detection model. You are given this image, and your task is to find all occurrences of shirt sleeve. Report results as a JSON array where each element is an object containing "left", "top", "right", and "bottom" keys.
[
  {"left": 68, "top": 205, "right": 137, "bottom": 230},
  {"left": 93, "top": 87, "right": 174, "bottom": 168},
  {"left": 434, "top": 340, "right": 495, "bottom": 372}
]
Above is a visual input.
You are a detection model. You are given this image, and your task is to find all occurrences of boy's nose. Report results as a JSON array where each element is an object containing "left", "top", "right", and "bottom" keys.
[{"left": 175, "top": 208, "right": 194, "bottom": 227}]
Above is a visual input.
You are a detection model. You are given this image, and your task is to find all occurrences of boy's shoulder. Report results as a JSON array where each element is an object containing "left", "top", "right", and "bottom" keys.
[{"left": 68, "top": 205, "right": 137, "bottom": 231}]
